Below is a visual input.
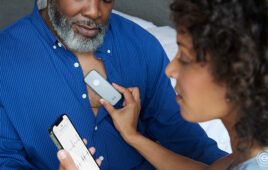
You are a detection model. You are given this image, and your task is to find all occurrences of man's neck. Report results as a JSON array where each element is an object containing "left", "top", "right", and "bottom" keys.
[{"left": 74, "top": 51, "right": 95, "bottom": 59}]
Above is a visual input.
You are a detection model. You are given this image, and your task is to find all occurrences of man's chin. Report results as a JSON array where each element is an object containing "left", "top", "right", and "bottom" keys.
[
  {"left": 64, "top": 38, "right": 99, "bottom": 53},
  {"left": 75, "top": 33, "right": 94, "bottom": 41},
  {"left": 62, "top": 28, "right": 105, "bottom": 53}
]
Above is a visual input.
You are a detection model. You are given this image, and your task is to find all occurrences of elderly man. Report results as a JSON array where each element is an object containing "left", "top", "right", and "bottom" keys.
[{"left": 0, "top": 0, "right": 227, "bottom": 169}]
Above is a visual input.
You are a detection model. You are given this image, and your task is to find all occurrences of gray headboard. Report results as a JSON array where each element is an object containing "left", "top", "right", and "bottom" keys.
[
  {"left": 114, "top": 0, "right": 174, "bottom": 26},
  {"left": 0, "top": 0, "right": 174, "bottom": 30},
  {"left": 0, "top": 0, "right": 35, "bottom": 30}
]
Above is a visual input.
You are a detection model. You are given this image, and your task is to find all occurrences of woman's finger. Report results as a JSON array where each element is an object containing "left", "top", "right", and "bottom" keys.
[
  {"left": 112, "top": 83, "right": 135, "bottom": 104},
  {"left": 100, "top": 99, "right": 116, "bottom": 115},
  {"left": 128, "top": 87, "right": 140, "bottom": 103},
  {"left": 89, "top": 147, "right": 96, "bottom": 155},
  {"left": 83, "top": 138, "right": 87, "bottom": 145},
  {"left": 96, "top": 156, "right": 104, "bottom": 166}
]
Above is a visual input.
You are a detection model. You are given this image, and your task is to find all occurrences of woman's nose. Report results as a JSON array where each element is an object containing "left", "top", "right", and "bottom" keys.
[{"left": 165, "top": 59, "right": 179, "bottom": 79}]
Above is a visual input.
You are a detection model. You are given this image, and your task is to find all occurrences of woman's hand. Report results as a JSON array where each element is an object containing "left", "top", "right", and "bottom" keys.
[
  {"left": 58, "top": 139, "right": 102, "bottom": 170},
  {"left": 100, "top": 83, "right": 141, "bottom": 142}
]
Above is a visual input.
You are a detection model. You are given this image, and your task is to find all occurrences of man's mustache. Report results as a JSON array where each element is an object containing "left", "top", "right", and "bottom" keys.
[{"left": 70, "top": 21, "right": 104, "bottom": 30}]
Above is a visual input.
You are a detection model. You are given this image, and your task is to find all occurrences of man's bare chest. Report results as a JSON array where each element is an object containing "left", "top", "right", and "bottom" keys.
[{"left": 77, "top": 55, "right": 107, "bottom": 116}]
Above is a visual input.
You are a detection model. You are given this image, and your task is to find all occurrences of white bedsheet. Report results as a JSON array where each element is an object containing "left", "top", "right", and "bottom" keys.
[{"left": 113, "top": 10, "right": 232, "bottom": 154}]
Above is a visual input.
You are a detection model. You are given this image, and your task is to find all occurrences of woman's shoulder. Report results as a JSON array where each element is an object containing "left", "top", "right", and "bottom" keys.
[
  {"left": 208, "top": 150, "right": 268, "bottom": 170},
  {"left": 232, "top": 150, "right": 268, "bottom": 170}
]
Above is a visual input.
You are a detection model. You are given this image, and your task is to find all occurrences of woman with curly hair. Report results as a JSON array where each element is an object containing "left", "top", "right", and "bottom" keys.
[
  {"left": 99, "top": 0, "right": 268, "bottom": 169},
  {"left": 59, "top": 0, "right": 268, "bottom": 169}
]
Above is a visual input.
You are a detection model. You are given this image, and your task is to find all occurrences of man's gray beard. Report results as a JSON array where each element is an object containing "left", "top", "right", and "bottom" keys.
[{"left": 47, "top": 0, "right": 107, "bottom": 53}]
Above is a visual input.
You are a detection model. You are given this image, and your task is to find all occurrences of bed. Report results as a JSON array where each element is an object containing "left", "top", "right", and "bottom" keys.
[{"left": 37, "top": 0, "right": 232, "bottom": 154}]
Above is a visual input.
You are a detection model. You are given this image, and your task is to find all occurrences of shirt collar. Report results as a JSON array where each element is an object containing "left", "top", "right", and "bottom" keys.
[
  {"left": 30, "top": 1, "right": 58, "bottom": 46},
  {"left": 95, "top": 23, "right": 114, "bottom": 58}
]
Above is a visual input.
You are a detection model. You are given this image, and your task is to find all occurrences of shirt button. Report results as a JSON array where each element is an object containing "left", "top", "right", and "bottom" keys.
[
  {"left": 82, "top": 94, "right": 87, "bottom": 99},
  {"left": 99, "top": 156, "right": 104, "bottom": 161},
  {"left": 58, "top": 42, "right": 62, "bottom": 47},
  {"left": 74, "top": 62, "right": 80, "bottom": 68},
  {"left": 94, "top": 126, "right": 98, "bottom": 131},
  {"left": 107, "top": 49, "right": 111, "bottom": 54},
  {"left": 53, "top": 45, "right": 57, "bottom": 49}
]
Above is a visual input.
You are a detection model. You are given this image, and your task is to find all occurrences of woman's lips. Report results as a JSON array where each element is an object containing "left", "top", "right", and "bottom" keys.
[
  {"left": 174, "top": 85, "right": 183, "bottom": 101},
  {"left": 176, "top": 94, "right": 183, "bottom": 101},
  {"left": 76, "top": 24, "right": 99, "bottom": 38}
]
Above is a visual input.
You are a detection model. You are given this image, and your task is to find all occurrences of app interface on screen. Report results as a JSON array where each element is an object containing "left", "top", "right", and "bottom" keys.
[{"left": 53, "top": 115, "right": 99, "bottom": 170}]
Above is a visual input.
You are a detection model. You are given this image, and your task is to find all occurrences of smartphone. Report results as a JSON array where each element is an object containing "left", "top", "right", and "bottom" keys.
[
  {"left": 84, "top": 70, "right": 122, "bottom": 106},
  {"left": 49, "top": 114, "right": 100, "bottom": 170}
]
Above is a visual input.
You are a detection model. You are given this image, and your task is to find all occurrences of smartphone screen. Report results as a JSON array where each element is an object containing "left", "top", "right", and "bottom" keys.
[{"left": 49, "top": 115, "right": 100, "bottom": 170}]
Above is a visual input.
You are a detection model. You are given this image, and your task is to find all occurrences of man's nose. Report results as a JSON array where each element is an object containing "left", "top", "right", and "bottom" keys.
[{"left": 82, "top": 0, "right": 101, "bottom": 20}]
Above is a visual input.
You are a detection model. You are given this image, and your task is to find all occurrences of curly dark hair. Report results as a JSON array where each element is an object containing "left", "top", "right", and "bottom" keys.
[{"left": 170, "top": 0, "right": 268, "bottom": 152}]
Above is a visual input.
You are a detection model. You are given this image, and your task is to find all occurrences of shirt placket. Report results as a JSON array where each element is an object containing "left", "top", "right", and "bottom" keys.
[{"left": 51, "top": 41, "right": 94, "bottom": 114}]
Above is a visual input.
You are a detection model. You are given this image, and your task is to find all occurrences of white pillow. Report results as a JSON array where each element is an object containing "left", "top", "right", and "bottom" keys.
[
  {"left": 112, "top": 10, "right": 156, "bottom": 29},
  {"left": 146, "top": 26, "right": 178, "bottom": 61}
]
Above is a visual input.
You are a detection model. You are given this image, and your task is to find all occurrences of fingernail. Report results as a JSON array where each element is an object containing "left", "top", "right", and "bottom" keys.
[
  {"left": 89, "top": 147, "right": 95, "bottom": 152},
  {"left": 100, "top": 99, "right": 104, "bottom": 104},
  {"left": 99, "top": 156, "right": 104, "bottom": 161},
  {"left": 58, "top": 150, "right": 66, "bottom": 160}
]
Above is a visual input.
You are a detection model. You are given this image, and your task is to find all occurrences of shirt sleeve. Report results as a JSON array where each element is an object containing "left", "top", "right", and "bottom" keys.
[
  {"left": 140, "top": 36, "right": 228, "bottom": 165},
  {"left": 0, "top": 103, "right": 37, "bottom": 169}
]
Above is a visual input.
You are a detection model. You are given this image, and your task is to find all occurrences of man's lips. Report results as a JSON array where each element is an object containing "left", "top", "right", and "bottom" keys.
[{"left": 76, "top": 24, "right": 100, "bottom": 38}]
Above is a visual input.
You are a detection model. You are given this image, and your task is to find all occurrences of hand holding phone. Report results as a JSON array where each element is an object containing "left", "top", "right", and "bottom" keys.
[
  {"left": 57, "top": 148, "right": 102, "bottom": 170},
  {"left": 49, "top": 114, "right": 100, "bottom": 170}
]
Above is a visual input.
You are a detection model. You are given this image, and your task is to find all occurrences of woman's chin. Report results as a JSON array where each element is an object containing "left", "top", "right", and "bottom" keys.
[
  {"left": 180, "top": 109, "right": 201, "bottom": 123},
  {"left": 181, "top": 110, "right": 214, "bottom": 123},
  {"left": 181, "top": 113, "right": 196, "bottom": 122}
]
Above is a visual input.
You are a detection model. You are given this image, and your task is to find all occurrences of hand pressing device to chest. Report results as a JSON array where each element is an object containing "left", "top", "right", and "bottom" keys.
[{"left": 84, "top": 70, "right": 122, "bottom": 106}]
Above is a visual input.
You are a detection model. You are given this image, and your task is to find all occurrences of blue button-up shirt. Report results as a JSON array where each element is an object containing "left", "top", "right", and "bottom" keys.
[{"left": 0, "top": 2, "right": 227, "bottom": 170}]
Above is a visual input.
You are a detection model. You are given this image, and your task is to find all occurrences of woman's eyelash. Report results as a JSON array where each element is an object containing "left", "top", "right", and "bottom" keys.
[
  {"left": 178, "top": 58, "right": 189, "bottom": 65},
  {"left": 178, "top": 52, "right": 190, "bottom": 65},
  {"left": 103, "top": 0, "right": 113, "bottom": 3}
]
